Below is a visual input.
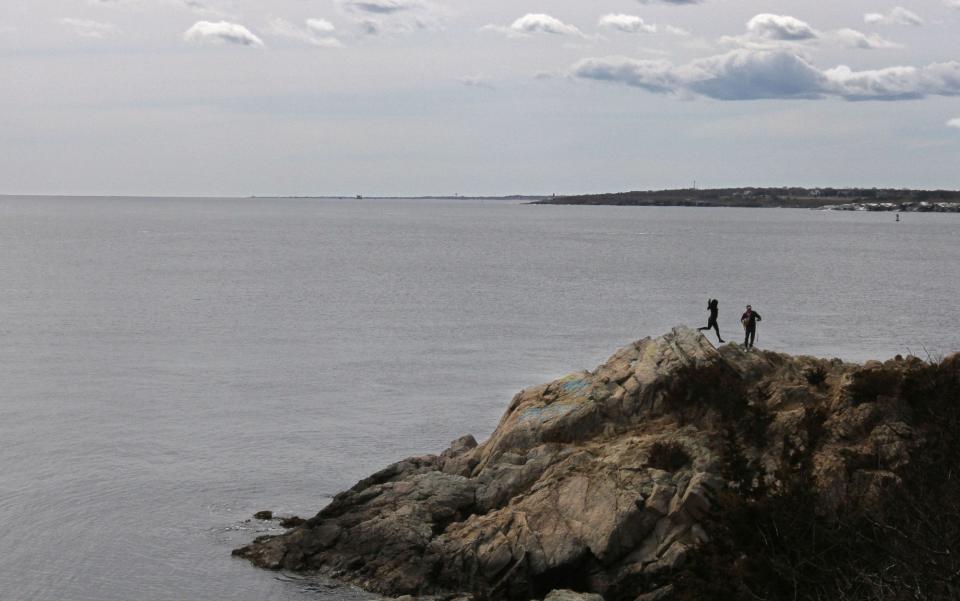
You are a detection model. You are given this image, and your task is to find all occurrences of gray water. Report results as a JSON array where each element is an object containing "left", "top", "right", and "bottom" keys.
[{"left": 0, "top": 196, "right": 957, "bottom": 601}]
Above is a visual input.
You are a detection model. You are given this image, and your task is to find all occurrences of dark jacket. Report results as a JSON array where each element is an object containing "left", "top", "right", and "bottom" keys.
[{"left": 741, "top": 310, "right": 762, "bottom": 329}]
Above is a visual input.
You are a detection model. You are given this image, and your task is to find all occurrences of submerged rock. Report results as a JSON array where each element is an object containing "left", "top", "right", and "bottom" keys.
[
  {"left": 234, "top": 327, "right": 960, "bottom": 601},
  {"left": 280, "top": 516, "right": 306, "bottom": 528}
]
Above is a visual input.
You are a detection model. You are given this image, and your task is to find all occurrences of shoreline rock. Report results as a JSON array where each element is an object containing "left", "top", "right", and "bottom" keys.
[{"left": 234, "top": 327, "right": 960, "bottom": 601}]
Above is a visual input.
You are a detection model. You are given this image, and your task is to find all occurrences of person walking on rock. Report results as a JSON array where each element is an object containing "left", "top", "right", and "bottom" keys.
[
  {"left": 698, "top": 299, "right": 724, "bottom": 343},
  {"left": 741, "top": 305, "right": 762, "bottom": 349}
]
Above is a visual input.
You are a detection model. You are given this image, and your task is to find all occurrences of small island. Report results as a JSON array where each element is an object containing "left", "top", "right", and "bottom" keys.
[
  {"left": 533, "top": 187, "right": 960, "bottom": 212},
  {"left": 234, "top": 328, "right": 960, "bottom": 601}
]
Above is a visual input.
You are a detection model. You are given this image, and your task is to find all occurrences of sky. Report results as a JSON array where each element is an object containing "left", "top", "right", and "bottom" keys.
[{"left": 1, "top": 0, "right": 959, "bottom": 196}]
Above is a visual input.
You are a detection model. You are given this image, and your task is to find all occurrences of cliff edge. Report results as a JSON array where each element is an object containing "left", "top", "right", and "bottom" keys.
[{"left": 234, "top": 327, "right": 960, "bottom": 601}]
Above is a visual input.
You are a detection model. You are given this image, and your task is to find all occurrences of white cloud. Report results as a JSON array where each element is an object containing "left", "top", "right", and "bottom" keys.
[
  {"left": 483, "top": 14, "right": 583, "bottom": 37},
  {"left": 59, "top": 18, "right": 117, "bottom": 38},
  {"left": 268, "top": 18, "right": 343, "bottom": 48},
  {"left": 572, "top": 49, "right": 960, "bottom": 101},
  {"left": 571, "top": 56, "right": 680, "bottom": 94},
  {"left": 339, "top": 0, "right": 421, "bottom": 14},
  {"left": 945, "top": 0, "right": 960, "bottom": 9},
  {"left": 833, "top": 28, "right": 901, "bottom": 49},
  {"left": 947, "top": 118, "right": 960, "bottom": 128},
  {"left": 597, "top": 14, "right": 688, "bottom": 36},
  {"left": 746, "top": 14, "right": 818, "bottom": 40},
  {"left": 183, "top": 21, "right": 263, "bottom": 46},
  {"left": 721, "top": 14, "right": 818, "bottom": 50},
  {"left": 684, "top": 50, "right": 826, "bottom": 99},
  {"left": 339, "top": 0, "right": 443, "bottom": 36},
  {"left": 354, "top": 16, "right": 441, "bottom": 35},
  {"left": 510, "top": 14, "right": 582, "bottom": 36},
  {"left": 307, "top": 19, "right": 337, "bottom": 35},
  {"left": 864, "top": 7, "right": 924, "bottom": 26},
  {"left": 599, "top": 14, "right": 657, "bottom": 34},
  {"left": 824, "top": 64, "right": 923, "bottom": 99},
  {"left": 826, "top": 61, "right": 960, "bottom": 100}
]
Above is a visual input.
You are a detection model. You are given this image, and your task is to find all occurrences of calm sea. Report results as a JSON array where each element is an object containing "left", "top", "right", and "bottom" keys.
[{"left": 0, "top": 196, "right": 957, "bottom": 601}]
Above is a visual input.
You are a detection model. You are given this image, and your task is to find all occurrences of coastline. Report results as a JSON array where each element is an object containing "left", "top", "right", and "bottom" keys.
[
  {"left": 234, "top": 327, "right": 960, "bottom": 601},
  {"left": 532, "top": 187, "right": 960, "bottom": 212}
]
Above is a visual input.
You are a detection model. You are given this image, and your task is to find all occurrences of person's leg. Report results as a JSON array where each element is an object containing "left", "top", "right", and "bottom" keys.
[
  {"left": 748, "top": 328, "right": 756, "bottom": 348},
  {"left": 744, "top": 328, "right": 749, "bottom": 347},
  {"left": 713, "top": 323, "right": 724, "bottom": 343}
]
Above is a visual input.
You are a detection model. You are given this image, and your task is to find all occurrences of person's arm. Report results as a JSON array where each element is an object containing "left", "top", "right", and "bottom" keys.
[{"left": 755, "top": 312, "right": 762, "bottom": 321}]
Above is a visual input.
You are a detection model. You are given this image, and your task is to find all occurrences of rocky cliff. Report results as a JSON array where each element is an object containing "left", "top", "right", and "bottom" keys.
[{"left": 234, "top": 327, "right": 960, "bottom": 601}]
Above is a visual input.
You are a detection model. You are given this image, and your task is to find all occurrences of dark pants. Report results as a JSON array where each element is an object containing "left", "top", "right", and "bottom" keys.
[
  {"left": 744, "top": 327, "right": 756, "bottom": 348},
  {"left": 698, "top": 318, "right": 722, "bottom": 341}
]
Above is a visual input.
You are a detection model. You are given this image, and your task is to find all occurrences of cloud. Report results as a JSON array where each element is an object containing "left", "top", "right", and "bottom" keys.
[
  {"left": 948, "top": 118, "right": 960, "bottom": 129},
  {"left": 864, "top": 7, "right": 924, "bottom": 26},
  {"left": 825, "top": 61, "right": 960, "bottom": 100},
  {"left": 339, "top": 0, "right": 420, "bottom": 14},
  {"left": 684, "top": 50, "right": 825, "bottom": 99},
  {"left": 946, "top": 0, "right": 960, "bottom": 8},
  {"left": 268, "top": 18, "right": 343, "bottom": 48},
  {"left": 483, "top": 14, "right": 583, "bottom": 37},
  {"left": 59, "top": 18, "right": 117, "bottom": 38},
  {"left": 833, "top": 28, "right": 901, "bottom": 49},
  {"left": 339, "top": 0, "right": 443, "bottom": 35},
  {"left": 720, "top": 14, "right": 818, "bottom": 50},
  {"left": 354, "top": 16, "right": 440, "bottom": 35},
  {"left": 572, "top": 49, "right": 960, "bottom": 101},
  {"left": 746, "top": 14, "right": 818, "bottom": 40},
  {"left": 597, "top": 14, "right": 688, "bottom": 36},
  {"left": 599, "top": 14, "right": 657, "bottom": 34},
  {"left": 307, "top": 19, "right": 337, "bottom": 35},
  {"left": 183, "top": 21, "right": 263, "bottom": 46},
  {"left": 571, "top": 57, "right": 680, "bottom": 94}
]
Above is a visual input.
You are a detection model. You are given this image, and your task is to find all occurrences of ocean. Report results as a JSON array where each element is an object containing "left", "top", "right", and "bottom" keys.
[{"left": 0, "top": 196, "right": 957, "bottom": 600}]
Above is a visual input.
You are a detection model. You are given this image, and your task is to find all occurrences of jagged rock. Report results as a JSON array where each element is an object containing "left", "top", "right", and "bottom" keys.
[
  {"left": 253, "top": 511, "right": 273, "bottom": 520},
  {"left": 635, "top": 585, "right": 674, "bottom": 601},
  {"left": 233, "top": 327, "right": 960, "bottom": 601},
  {"left": 280, "top": 516, "right": 305, "bottom": 528}
]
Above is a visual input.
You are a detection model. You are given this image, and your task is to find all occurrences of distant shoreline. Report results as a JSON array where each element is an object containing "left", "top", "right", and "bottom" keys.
[
  {"left": 532, "top": 187, "right": 960, "bottom": 212},
  {"left": 4, "top": 191, "right": 960, "bottom": 212}
]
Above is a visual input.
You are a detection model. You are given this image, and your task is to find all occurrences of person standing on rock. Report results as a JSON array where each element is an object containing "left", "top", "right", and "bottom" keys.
[
  {"left": 741, "top": 305, "right": 762, "bottom": 349},
  {"left": 697, "top": 299, "right": 724, "bottom": 343}
]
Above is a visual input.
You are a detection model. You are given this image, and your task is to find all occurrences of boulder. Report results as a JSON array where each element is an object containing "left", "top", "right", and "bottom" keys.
[{"left": 234, "top": 327, "right": 960, "bottom": 601}]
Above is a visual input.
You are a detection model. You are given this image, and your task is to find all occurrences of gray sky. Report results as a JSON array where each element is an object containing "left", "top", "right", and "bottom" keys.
[{"left": 2, "top": 0, "right": 959, "bottom": 196}]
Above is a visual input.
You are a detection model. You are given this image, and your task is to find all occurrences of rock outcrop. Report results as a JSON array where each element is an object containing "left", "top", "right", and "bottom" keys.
[{"left": 234, "top": 327, "right": 960, "bottom": 601}]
